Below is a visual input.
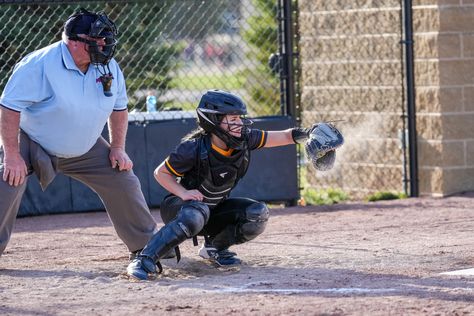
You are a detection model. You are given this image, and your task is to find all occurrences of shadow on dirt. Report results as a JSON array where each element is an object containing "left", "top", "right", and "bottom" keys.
[
  {"left": 162, "top": 263, "right": 474, "bottom": 303},
  {"left": 0, "top": 268, "right": 120, "bottom": 279},
  {"left": 2, "top": 253, "right": 473, "bottom": 303}
]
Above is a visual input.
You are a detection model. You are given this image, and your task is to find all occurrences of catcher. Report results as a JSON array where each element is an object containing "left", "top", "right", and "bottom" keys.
[{"left": 127, "top": 89, "right": 343, "bottom": 280}]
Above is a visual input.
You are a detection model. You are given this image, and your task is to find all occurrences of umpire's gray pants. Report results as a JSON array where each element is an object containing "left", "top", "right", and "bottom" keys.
[{"left": 0, "top": 132, "right": 157, "bottom": 256}]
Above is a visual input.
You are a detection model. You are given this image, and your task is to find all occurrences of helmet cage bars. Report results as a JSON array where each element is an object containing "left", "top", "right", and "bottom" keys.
[
  {"left": 65, "top": 8, "right": 118, "bottom": 65},
  {"left": 220, "top": 115, "right": 253, "bottom": 134},
  {"left": 196, "top": 90, "right": 253, "bottom": 150}
]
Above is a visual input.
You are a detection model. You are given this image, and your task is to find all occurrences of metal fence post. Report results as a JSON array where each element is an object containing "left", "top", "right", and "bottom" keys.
[
  {"left": 402, "top": 0, "right": 419, "bottom": 197},
  {"left": 280, "top": 0, "right": 296, "bottom": 118}
]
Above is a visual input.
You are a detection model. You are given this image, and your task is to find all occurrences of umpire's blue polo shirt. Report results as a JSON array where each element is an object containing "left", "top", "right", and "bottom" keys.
[{"left": 0, "top": 40, "right": 128, "bottom": 158}]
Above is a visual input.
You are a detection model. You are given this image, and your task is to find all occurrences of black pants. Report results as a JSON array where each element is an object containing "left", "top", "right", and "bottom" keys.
[{"left": 160, "top": 195, "right": 263, "bottom": 245}]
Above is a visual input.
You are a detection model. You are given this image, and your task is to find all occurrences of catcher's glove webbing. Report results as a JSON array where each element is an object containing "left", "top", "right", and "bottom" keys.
[{"left": 305, "top": 123, "right": 344, "bottom": 171}]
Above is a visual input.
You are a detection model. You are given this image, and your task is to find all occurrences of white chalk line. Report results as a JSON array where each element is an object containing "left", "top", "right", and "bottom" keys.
[{"left": 440, "top": 268, "right": 474, "bottom": 276}]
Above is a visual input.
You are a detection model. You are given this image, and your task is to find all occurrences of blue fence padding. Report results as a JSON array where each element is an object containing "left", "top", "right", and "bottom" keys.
[
  {"left": 124, "top": 122, "right": 150, "bottom": 204},
  {"left": 145, "top": 119, "right": 197, "bottom": 206},
  {"left": 20, "top": 174, "right": 72, "bottom": 216},
  {"left": 231, "top": 116, "right": 298, "bottom": 200},
  {"left": 69, "top": 177, "right": 103, "bottom": 212},
  {"left": 18, "top": 116, "right": 298, "bottom": 216}
]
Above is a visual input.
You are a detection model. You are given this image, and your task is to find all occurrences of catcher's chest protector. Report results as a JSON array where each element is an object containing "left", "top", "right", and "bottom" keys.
[{"left": 183, "top": 137, "right": 249, "bottom": 207}]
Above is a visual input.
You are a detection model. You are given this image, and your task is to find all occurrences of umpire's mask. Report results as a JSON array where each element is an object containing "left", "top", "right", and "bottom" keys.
[
  {"left": 64, "top": 8, "right": 118, "bottom": 66},
  {"left": 196, "top": 90, "right": 253, "bottom": 150}
]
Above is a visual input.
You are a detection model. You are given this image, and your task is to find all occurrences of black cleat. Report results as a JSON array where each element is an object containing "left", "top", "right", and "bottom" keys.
[{"left": 198, "top": 243, "right": 241, "bottom": 266}]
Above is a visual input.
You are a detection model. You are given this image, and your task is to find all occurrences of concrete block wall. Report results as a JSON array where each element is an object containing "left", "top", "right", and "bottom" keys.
[
  {"left": 299, "top": 1, "right": 406, "bottom": 198},
  {"left": 299, "top": 0, "right": 474, "bottom": 197},
  {"left": 413, "top": 1, "right": 474, "bottom": 196}
]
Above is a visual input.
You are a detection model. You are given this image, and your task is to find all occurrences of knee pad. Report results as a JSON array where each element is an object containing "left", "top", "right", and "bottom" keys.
[
  {"left": 237, "top": 202, "right": 269, "bottom": 243},
  {"left": 140, "top": 202, "right": 209, "bottom": 261},
  {"left": 176, "top": 201, "right": 210, "bottom": 238}
]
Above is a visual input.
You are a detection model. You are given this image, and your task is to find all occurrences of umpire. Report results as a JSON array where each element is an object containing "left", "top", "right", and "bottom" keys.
[{"left": 0, "top": 9, "right": 157, "bottom": 257}]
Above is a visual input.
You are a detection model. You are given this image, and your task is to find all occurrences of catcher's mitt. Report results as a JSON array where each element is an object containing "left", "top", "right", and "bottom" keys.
[{"left": 305, "top": 123, "right": 344, "bottom": 171}]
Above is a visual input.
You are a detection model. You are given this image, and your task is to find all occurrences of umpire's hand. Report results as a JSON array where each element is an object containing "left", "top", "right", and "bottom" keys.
[
  {"left": 109, "top": 147, "right": 133, "bottom": 171},
  {"left": 2, "top": 152, "right": 28, "bottom": 186}
]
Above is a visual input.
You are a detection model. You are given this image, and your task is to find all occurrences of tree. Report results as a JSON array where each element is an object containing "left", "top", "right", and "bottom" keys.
[
  {"left": 0, "top": 5, "right": 64, "bottom": 90},
  {"left": 111, "top": 2, "right": 184, "bottom": 110},
  {"left": 241, "top": 0, "right": 280, "bottom": 116}
]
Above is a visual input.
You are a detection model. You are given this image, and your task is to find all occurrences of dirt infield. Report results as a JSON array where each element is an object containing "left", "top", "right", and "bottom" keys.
[{"left": 1, "top": 193, "right": 474, "bottom": 315}]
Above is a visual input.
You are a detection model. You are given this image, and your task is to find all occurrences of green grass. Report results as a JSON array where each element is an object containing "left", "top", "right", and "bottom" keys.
[
  {"left": 366, "top": 191, "right": 407, "bottom": 202},
  {"left": 302, "top": 188, "right": 349, "bottom": 206},
  {"left": 171, "top": 72, "right": 247, "bottom": 90},
  {"left": 157, "top": 101, "right": 196, "bottom": 111}
]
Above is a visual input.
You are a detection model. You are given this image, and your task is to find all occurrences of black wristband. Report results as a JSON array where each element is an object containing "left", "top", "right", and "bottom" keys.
[{"left": 291, "top": 127, "right": 309, "bottom": 144}]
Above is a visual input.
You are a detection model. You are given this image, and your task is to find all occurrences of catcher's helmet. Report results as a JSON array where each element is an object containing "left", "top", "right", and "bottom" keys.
[
  {"left": 64, "top": 8, "right": 118, "bottom": 65},
  {"left": 196, "top": 90, "right": 252, "bottom": 149}
]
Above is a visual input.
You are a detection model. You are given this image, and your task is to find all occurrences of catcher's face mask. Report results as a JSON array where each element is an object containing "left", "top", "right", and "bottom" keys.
[
  {"left": 197, "top": 110, "right": 253, "bottom": 150},
  {"left": 64, "top": 8, "right": 118, "bottom": 66},
  {"left": 219, "top": 115, "right": 252, "bottom": 138}
]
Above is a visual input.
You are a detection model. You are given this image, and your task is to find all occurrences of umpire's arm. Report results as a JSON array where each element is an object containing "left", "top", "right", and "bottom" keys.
[{"left": 0, "top": 105, "right": 27, "bottom": 186}]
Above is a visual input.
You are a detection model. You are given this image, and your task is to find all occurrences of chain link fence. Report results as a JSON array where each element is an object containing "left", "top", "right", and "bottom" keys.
[
  {"left": 1, "top": 0, "right": 410, "bottom": 202},
  {"left": 0, "top": 0, "right": 282, "bottom": 122},
  {"left": 298, "top": 1, "right": 408, "bottom": 201}
]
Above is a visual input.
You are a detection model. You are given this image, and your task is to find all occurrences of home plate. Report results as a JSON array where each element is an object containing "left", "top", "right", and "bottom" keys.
[{"left": 440, "top": 268, "right": 474, "bottom": 276}]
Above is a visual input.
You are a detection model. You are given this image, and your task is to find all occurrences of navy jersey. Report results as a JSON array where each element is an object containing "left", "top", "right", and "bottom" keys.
[{"left": 165, "top": 129, "right": 267, "bottom": 178}]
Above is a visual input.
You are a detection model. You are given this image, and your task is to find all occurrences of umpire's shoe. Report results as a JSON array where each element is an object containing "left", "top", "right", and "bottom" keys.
[
  {"left": 127, "top": 256, "right": 162, "bottom": 281},
  {"left": 198, "top": 243, "right": 241, "bottom": 266}
]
